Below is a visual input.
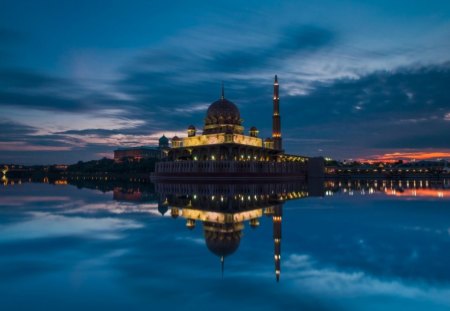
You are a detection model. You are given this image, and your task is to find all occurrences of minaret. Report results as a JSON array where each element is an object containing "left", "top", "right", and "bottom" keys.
[
  {"left": 221, "top": 82, "right": 225, "bottom": 100},
  {"left": 272, "top": 75, "right": 282, "bottom": 150},
  {"left": 273, "top": 203, "right": 282, "bottom": 282}
]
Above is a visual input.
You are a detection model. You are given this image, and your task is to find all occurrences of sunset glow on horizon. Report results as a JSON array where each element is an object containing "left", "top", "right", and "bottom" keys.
[{"left": 357, "top": 151, "right": 450, "bottom": 163}]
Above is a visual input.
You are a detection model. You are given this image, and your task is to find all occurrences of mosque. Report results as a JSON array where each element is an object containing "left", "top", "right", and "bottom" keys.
[{"left": 152, "top": 75, "right": 316, "bottom": 180}]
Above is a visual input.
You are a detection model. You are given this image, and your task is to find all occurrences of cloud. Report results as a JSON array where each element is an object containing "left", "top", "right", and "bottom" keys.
[
  {"left": 206, "top": 25, "right": 335, "bottom": 73},
  {"left": 0, "top": 212, "right": 143, "bottom": 242},
  {"left": 61, "top": 202, "right": 160, "bottom": 215},
  {"left": 445, "top": 113, "right": 450, "bottom": 121},
  {"left": 0, "top": 119, "right": 36, "bottom": 139},
  {"left": 57, "top": 131, "right": 186, "bottom": 148},
  {"left": 0, "top": 196, "right": 71, "bottom": 207},
  {"left": 0, "top": 141, "right": 72, "bottom": 152},
  {"left": 0, "top": 120, "right": 79, "bottom": 153},
  {"left": 0, "top": 68, "right": 93, "bottom": 112},
  {"left": 283, "top": 253, "right": 450, "bottom": 306},
  {"left": 2, "top": 57, "right": 450, "bottom": 163},
  {"left": 280, "top": 63, "right": 450, "bottom": 158},
  {"left": 359, "top": 151, "right": 450, "bottom": 162},
  {"left": 0, "top": 67, "right": 140, "bottom": 115}
]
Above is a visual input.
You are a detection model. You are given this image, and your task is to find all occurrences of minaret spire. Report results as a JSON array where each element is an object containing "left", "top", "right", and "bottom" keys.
[
  {"left": 221, "top": 82, "right": 225, "bottom": 100},
  {"left": 273, "top": 202, "right": 283, "bottom": 282},
  {"left": 272, "top": 75, "right": 282, "bottom": 150}
]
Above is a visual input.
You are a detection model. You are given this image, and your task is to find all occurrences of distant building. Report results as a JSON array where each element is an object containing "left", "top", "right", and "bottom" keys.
[
  {"left": 114, "top": 135, "right": 169, "bottom": 162},
  {"left": 53, "top": 164, "right": 68, "bottom": 170}
]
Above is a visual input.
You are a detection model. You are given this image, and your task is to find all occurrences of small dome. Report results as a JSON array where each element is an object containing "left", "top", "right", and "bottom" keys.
[
  {"left": 250, "top": 126, "right": 257, "bottom": 131},
  {"left": 172, "top": 136, "right": 181, "bottom": 141},
  {"left": 159, "top": 135, "right": 169, "bottom": 146},
  {"left": 264, "top": 137, "right": 273, "bottom": 142},
  {"left": 188, "top": 125, "right": 196, "bottom": 130}
]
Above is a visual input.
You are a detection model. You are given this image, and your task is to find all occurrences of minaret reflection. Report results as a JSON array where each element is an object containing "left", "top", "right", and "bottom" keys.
[
  {"left": 264, "top": 195, "right": 283, "bottom": 282},
  {"left": 155, "top": 182, "right": 308, "bottom": 282}
]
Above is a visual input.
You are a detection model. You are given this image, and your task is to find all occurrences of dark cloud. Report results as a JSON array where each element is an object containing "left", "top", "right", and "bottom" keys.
[
  {"left": 281, "top": 62, "right": 450, "bottom": 157},
  {"left": 54, "top": 128, "right": 122, "bottom": 136},
  {"left": 0, "top": 90, "right": 85, "bottom": 111},
  {"left": 0, "top": 120, "right": 70, "bottom": 147},
  {"left": 0, "top": 119, "right": 36, "bottom": 139},
  {"left": 0, "top": 68, "right": 67, "bottom": 89},
  {"left": 0, "top": 67, "right": 135, "bottom": 113},
  {"left": 278, "top": 25, "right": 335, "bottom": 51},
  {"left": 206, "top": 25, "right": 335, "bottom": 73},
  {"left": 0, "top": 68, "right": 88, "bottom": 112}
]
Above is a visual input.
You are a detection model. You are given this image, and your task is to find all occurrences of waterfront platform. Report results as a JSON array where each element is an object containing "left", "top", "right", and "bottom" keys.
[{"left": 151, "top": 160, "right": 307, "bottom": 181}]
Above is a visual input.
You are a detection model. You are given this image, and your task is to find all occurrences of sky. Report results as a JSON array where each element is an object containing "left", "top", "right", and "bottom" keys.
[{"left": 1, "top": 0, "right": 450, "bottom": 164}]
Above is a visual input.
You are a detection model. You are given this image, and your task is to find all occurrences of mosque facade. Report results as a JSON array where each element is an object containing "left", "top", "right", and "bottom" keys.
[{"left": 152, "top": 76, "right": 311, "bottom": 180}]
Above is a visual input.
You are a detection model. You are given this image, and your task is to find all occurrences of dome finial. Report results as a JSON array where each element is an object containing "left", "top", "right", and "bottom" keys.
[{"left": 221, "top": 81, "right": 224, "bottom": 100}]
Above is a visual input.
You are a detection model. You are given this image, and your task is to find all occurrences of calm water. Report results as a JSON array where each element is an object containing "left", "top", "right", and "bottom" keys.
[{"left": 0, "top": 179, "right": 449, "bottom": 311}]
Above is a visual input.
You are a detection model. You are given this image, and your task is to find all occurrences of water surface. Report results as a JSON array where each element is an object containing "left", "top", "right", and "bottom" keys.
[{"left": 0, "top": 180, "right": 449, "bottom": 311}]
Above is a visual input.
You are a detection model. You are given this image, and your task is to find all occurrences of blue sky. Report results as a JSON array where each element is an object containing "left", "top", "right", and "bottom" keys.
[{"left": 1, "top": 0, "right": 450, "bottom": 164}]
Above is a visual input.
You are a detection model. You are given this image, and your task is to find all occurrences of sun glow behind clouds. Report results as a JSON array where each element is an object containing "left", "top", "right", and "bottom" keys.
[{"left": 358, "top": 151, "right": 450, "bottom": 162}]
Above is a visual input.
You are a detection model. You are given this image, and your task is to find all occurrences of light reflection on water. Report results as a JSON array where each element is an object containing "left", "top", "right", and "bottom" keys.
[{"left": 0, "top": 179, "right": 449, "bottom": 311}]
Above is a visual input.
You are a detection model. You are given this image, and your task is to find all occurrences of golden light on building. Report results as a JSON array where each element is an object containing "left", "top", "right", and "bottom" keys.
[{"left": 152, "top": 75, "right": 309, "bottom": 178}]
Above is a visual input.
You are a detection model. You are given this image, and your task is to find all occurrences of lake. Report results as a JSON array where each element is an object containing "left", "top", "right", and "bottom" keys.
[{"left": 0, "top": 179, "right": 449, "bottom": 311}]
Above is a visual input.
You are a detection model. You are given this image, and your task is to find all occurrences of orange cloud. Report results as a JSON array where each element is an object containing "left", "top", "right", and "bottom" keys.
[{"left": 358, "top": 151, "right": 450, "bottom": 163}]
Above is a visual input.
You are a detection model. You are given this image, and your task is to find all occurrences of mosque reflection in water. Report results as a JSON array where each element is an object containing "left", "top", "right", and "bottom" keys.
[
  {"left": 5, "top": 175, "right": 447, "bottom": 282},
  {"left": 154, "top": 182, "right": 310, "bottom": 281},
  {"left": 108, "top": 178, "right": 450, "bottom": 282}
]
